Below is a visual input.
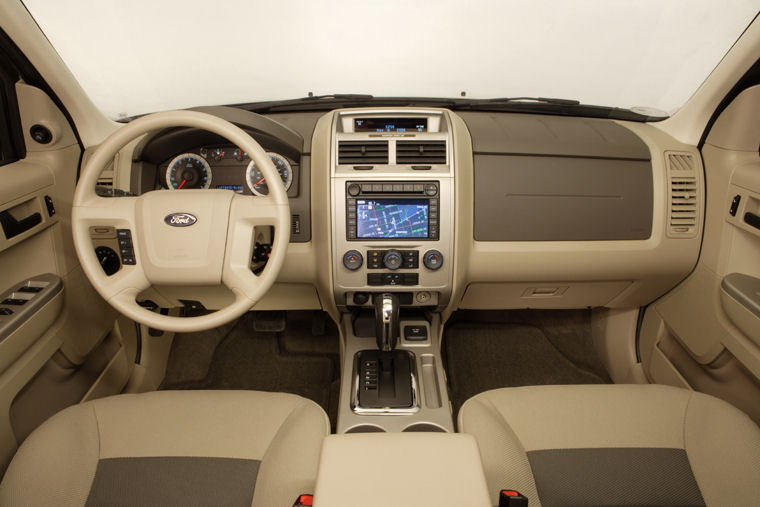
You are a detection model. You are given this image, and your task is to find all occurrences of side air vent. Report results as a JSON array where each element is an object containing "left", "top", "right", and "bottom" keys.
[
  {"left": 666, "top": 152, "right": 699, "bottom": 238},
  {"left": 396, "top": 140, "right": 447, "bottom": 165},
  {"left": 338, "top": 141, "right": 388, "bottom": 165}
]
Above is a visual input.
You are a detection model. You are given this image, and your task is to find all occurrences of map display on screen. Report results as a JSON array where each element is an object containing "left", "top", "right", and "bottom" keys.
[{"left": 356, "top": 199, "right": 429, "bottom": 239}]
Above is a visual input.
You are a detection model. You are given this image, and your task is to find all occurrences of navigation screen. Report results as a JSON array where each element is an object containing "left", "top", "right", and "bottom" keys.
[
  {"left": 354, "top": 118, "right": 427, "bottom": 133},
  {"left": 356, "top": 199, "right": 429, "bottom": 239}
]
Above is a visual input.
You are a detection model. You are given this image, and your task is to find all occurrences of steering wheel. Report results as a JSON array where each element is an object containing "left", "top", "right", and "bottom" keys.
[{"left": 72, "top": 110, "right": 290, "bottom": 333}]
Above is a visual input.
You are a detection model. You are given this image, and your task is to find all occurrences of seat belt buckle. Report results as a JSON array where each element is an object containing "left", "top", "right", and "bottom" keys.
[
  {"left": 292, "top": 494, "right": 314, "bottom": 506},
  {"left": 499, "top": 489, "right": 528, "bottom": 507}
]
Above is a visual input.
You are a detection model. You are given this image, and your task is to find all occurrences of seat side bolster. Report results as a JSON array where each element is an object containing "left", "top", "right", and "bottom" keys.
[
  {"left": 459, "top": 396, "right": 541, "bottom": 507},
  {"left": 684, "top": 391, "right": 760, "bottom": 506},
  {"left": 251, "top": 398, "right": 330, "bottom": 507},
  {"left": 0, "top": 404, "right": 100, "bottom": 506}
]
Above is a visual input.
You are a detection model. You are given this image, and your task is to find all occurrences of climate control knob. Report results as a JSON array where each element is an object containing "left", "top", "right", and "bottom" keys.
[
  {"left": 423, "top": 250, "right": 443, "bottom": 270},
  {"left": 383, "top": 250, "right": 403, "bottom": 270},
  {"left": 343, "top": 250, "right": 363, "bottom": 270}
]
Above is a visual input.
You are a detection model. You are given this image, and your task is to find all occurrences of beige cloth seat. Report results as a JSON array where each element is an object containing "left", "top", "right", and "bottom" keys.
[
  {"left": 459, "top": 384, "right": 760, "bottom": 507},
  {"left": 0, "top": 390, "right": 329, "bottom": 506}
]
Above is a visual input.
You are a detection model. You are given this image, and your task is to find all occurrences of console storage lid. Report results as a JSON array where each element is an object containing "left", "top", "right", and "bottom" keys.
[{"left": 313, "top": 433, "right": 491, "bottom": 507}]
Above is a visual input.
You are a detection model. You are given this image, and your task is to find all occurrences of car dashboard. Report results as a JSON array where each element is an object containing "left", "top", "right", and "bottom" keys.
[{"left": 101, "top": 106, "right": 703, "bottom": 318}]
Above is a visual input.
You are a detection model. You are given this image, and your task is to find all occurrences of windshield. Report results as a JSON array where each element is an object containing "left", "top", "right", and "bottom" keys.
[{"left": 23, "top": 0, "right": 759, "bottom": 120}]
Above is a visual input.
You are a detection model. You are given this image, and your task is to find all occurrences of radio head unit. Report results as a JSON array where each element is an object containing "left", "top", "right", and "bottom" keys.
[{"left": 346, "top": 181, "right": 439, "bottom": 240}]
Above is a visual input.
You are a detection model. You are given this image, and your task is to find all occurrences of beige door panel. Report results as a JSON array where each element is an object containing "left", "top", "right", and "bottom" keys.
[
  {"left": 0, "top": 83, "right": 125, "bottom": 470},
  {"left": 641, "top": 85, "right": 760, "bottom": 423}
]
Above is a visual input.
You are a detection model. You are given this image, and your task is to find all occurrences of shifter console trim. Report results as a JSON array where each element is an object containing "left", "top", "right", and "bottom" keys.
[{"left": 350, "top": 350, "right": 421, "bottom": 415}]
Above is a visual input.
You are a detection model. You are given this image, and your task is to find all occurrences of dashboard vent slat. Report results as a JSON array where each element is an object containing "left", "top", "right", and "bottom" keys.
[
  {"left": 396, "top": 141, "right": 447, "bottom": 165},
  {"left": 338, "top": 141, "right": 388, "bottom": 165},
  {"left": 666, "top": 152, "right": 700, "bottom": 238}
]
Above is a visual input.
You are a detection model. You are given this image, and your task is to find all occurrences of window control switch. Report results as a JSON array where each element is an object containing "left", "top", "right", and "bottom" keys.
[{"left": 2, "top": 298, "right": 27, "bottom": 306}]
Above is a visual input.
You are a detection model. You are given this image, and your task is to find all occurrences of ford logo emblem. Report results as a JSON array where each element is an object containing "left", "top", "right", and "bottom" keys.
[{"left": 164, "top": 213, "right": 197, "bottom": 227}]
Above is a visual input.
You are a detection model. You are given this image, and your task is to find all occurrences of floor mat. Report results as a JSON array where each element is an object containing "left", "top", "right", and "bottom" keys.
[
  {"left": 444, "top": 313, "right": 609, "bottom": 419},
  {"left": 160, "top": 311, "right": 340, "bottom": 429}
]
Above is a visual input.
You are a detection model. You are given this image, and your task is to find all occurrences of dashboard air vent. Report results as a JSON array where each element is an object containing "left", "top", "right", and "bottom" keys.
[
  {"left": 666, "top": 152, "right": 699, "bottom": 238},
  {"left": 338, "top": 141, "right": 388, "bottom": 165},
  {"left": 396, "top": 140, "right": 447, "bottom": 164}
]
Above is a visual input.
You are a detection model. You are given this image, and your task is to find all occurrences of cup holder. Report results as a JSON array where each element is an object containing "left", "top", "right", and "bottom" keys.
[
  {"left": 402, "top": 422, "right": 448, "bottom": 433},
  {"left": 344, "top": 424, "right": 386, "bottom": 434}
]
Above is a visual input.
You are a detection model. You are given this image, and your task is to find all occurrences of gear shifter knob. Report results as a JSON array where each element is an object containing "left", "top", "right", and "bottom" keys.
[{"left": 375, "top": 293, "right": 399, "bottom": 351}]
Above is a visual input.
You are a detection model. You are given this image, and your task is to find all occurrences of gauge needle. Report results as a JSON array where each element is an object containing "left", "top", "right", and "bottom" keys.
[
  {"left": 178, "top": 179, "right": 187, "bottom": 189},
  {"left": 255, "top": 177, "right": 266, "bottom": 186}
]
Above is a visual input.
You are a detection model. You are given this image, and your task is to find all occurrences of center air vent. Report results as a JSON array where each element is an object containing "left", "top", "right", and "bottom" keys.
[
  {"left": 396, "top": 141, "right": 447, "bottom": 165},
  {"left": 338, "top": 141, "right": 388, "bottom": 165},
  {"left": 666, "top": 152, "right": 699, "bottom": 238}
]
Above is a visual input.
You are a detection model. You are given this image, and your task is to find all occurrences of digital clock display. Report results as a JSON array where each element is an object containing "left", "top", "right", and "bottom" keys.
[{"left": 354, "top": 118, "right": 427, "bottom": 133}]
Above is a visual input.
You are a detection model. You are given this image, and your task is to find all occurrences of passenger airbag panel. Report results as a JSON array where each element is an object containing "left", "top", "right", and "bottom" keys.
[{"left": 474, "top": 155, "right": 653, "bottom": 241}]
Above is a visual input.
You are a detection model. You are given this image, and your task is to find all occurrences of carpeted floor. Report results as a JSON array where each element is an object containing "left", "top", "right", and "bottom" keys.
[
  {"left": 444, "top": 310, "right": 610, "bottom": 419},
  {"left": 160, "top": 311, "right": 340, "bottom": 430}
]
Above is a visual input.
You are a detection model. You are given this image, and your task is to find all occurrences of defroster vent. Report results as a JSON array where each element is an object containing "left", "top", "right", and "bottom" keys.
[
  {"left": 338, "top": 141, "right": 388, "bottom": 165},
  {"left": 396, "top": 140, "right": 446, "bottom": 164}
]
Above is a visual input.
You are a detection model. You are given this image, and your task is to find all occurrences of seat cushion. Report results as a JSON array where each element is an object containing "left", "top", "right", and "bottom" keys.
[
  {"left": 0, "top": 390, "right": 330, "bottom": 507},
  {"left": 459, "top": 384, "right": 760, "bottom": 507}
]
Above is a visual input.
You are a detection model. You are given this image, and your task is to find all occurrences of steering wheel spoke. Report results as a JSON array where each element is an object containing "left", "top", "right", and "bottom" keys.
[{"left": 223, "top": 194, "right": 290, "bottom": 301}]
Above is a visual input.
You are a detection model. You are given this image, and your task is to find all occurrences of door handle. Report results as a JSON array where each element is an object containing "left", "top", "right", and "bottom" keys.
[
  {"left": 745, "top": 211, "right": 760, "bottom": 231},
  {"left": 0, "top": 210, "right": 42, "bottom": 239}
]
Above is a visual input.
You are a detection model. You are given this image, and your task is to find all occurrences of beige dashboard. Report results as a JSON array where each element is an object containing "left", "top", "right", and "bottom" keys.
[{"left": 99, "top": 107, "right": 703, "bottom": 318}]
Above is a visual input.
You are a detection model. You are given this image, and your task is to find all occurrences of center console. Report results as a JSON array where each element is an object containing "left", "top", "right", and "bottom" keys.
[
  {"left": 331, "top": 109, "right": 456, "bottom": 433},
  {"left": 331, "top": 109, "right": 454, "bottom": 310}
]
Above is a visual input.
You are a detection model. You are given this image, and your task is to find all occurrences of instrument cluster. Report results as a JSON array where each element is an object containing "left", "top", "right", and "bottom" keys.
[{"left": 161, "top": 145, "right": 295, "bottom": 196}]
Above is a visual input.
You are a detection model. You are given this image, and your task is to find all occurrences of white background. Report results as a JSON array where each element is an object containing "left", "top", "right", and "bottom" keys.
[{"left": 23, "top": 0, "right": 759, "bottom": 119}]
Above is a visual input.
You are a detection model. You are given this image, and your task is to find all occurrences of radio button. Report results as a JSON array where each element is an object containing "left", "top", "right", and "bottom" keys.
[
  {"left": 382, "top": 184, "right": 393, "bottom": 192},
  {"left": 372, "top": 184, "right": 383, "bottom": 192},
  {"left": 348, "top": 184, "right": 361, "bottom": 196},
  {"left": 413, "top": 184, "right": 424, "bottom": 192}
]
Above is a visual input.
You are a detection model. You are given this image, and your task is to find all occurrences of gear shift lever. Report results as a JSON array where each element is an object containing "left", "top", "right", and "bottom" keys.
[
  {"left": 356, "top": 293, "right": 413, "bottom": 410},
  {"left": 375, "top": 293, "right": 399, "bottom": 351}
]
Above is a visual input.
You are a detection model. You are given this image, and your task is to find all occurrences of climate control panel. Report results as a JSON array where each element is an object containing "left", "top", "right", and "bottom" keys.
[
  {"left": 368, "top": 250, "right": 417, "bottom": 270},
  {"left": 341, "top": 248, "right": 444, "bottom": 289}
]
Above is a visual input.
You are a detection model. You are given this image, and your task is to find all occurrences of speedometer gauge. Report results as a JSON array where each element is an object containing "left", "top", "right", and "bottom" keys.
[
  {"left": 166, "top": 153, "right": 212, "bottom": 189},
  {"left": 245, "top": 153, "right": 292, "bottom": 196}
]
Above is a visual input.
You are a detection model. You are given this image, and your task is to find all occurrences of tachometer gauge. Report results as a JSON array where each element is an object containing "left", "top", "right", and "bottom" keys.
[
  {"left": 166, "top": 153, "right": 212, "bottom": 189},
  {"left": 245, "top": 153, "right": 293, "bottom": 196}
]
